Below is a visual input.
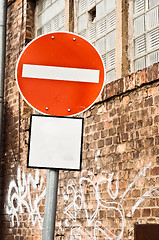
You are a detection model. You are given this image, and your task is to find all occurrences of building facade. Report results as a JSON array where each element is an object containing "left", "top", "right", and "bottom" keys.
[{"left": 0, "top": 0, "right": 159, "bottom": 239}]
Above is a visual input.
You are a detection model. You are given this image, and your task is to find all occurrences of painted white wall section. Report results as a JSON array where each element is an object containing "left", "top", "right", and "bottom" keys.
[{"left": 22, "top": 64, "right": 100, "bottom": 83}]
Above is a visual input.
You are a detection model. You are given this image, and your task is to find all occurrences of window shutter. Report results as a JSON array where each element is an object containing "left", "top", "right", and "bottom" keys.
[
  {"left": 102, "top": 53, "right": 106, "bottom": 67},
  {"left": 106, "top": 0, "right": 115, "bottom": 13},
  {"left": 59, "top": 0, "right": 65, "bottom": 12},
  {"left": 146, "top": 6, "right": 159, "bottom": 31},
  {"left": 78, "top": 14, "right": 87, "bottom": 32},
  {"left": 45, "top": 0, "right": 52, "bottom": 8},
  {"left": 59, "top": 10, "right": 65, "bottom": 29},
  {"left": 134, "top": 15, "right": 145, "bottom": 37},
  {"left": 134, "top": 34, "right": 146, "bottom": 57},
  {"left": 134, "top": 57, "right": 146, "bottom": 71},
  {"left": 52, "top": 16, "right": 58, "bottom": 31},
  {"left": 87, "top": 0, "right": 96, "bottom": 10},
  {"left": 79, "top": 30, "right": 86, "bottom": 38},
  {"left": 107, "top": 70, "right": 115, "bottom": 83},
  {"left": 37, "top": 0, "right": 65, "bottom": 36},
  {"left": 96, "top": 1, "right": 105, "bottom": 20},
  {"left": 134, "top": 0, "right": 145, "bottom": 14},
  {"left": 106, "top": 31, "right": 115, "bottom": 52},
  {"left": 147, "top": 27, "right": 159, "bottom": 51},
  {"left": 37, "top": 27, "right": 43, "bottom": 36},
  {"left": 106, "top": 10, "right": 116, "bottom": 32},
  {"left": 43, "top": 6, "right": 52, "bottom": 25},
  {"left": 106, "top": 49, "right": 115, "bottom": 70},
  {"left": 149, "top": 0, "right": 159, "bottom": 8},
  {"left": 96, "top": 37, "right": 106, "bottom": 55},
  {"left": 87, "top": 24, "right": 96, "bottom": 42},
  {"left": 133, "top": 0, "right": 159, "bottom": 72},
  {"left": 96, "top": 18, "right": 106, "bottom": 37},
  {"left": 52, "top": 1, "right": 60, "bottom": 15},
  {"left": 78, "top": 0, "right": 86, "bottom": 15},
  {"left": 147, "top": 50, "right": 159, "bottom": 66},
  {"left": 77, "top": 0, "right": 116, "bottom": 83},
  {"left": 44, "top": 21, "right": 52, "bottom": 33}
]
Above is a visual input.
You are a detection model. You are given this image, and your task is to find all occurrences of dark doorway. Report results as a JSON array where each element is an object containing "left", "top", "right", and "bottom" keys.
[{"left": 134, "top": 224, "right": 159, "bottom": 240}]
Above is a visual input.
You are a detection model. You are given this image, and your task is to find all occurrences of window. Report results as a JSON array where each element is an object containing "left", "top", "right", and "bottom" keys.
[
  {"left": 76, "top": 0, "right": 116, "bottom": 83},
  {"left": 36, "top": 0, "right": 65, "bottom": 36},
  {"left": 133, "top": 0, "right": 159, "bottom": 72}
]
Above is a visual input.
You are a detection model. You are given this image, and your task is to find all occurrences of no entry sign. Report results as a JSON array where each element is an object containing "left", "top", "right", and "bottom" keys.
[{"left": 16, "top": 32, "right": 105, "bottom": 116}]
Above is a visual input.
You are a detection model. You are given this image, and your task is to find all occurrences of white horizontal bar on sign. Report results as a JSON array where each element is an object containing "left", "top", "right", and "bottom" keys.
[{"left": 22, "top": 64, "right": 100, "bottom": 83}]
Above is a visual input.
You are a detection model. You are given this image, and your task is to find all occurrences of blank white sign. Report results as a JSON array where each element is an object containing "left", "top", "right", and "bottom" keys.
[{"left": 28, "top": 115, "right": 83, "bottom": 170}]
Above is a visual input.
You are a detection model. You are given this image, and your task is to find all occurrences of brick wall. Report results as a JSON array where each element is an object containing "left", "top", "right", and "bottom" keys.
[
  {"left": 0, "top": 0, "right": 159, "bottom": 239},
  {"left": 0, "top": 0, "right": 47, "bottom": 239},
  {"left": 56, "top": 64, "right": 159, "bottom": 239}
]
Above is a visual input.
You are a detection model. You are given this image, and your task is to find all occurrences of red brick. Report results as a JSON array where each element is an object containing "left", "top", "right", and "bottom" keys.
[
  {"left": 152, "top": 208, "right": 159, "bottom": 217},
  {"left": 155, "top": 136, "right": 159, "bottom": 145},
  {"left": 151, "top": 167, "right": 159, "bottom": 175},
  {"left": 105, "top": 137, "right": 112, "bottom": 145},
  {"left": 154, "top": 95, "right": 159, "bottom": 104},
  {"left": 144, "top": 97, "right": 153, "bottom": 107},
  {"left": 142, "top": 209, "right": 151, "bottom": 217}
]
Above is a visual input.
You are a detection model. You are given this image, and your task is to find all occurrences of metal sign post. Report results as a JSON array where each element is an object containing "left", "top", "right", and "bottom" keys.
[
  {"left": 16, "top": 32, "right": 105, "bottom": 240},
  {"left": 42, "top": 170, "right": 59, "bottom": 240}
]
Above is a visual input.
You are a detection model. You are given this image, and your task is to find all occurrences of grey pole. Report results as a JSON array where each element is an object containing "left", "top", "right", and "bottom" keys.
[
  {"left": 42, "top": 169, "right": 59, "bottom": 240},
  {"left": 0, "top": 0, "right": 7, "bottom": 161}
]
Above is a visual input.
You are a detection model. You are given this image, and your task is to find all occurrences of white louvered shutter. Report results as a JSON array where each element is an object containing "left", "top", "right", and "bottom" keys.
[
  {"left": 36, "top": 0, "right": 65, "bottom": 36},
  {"left": 96, "top": 1, "right": 105, "bottom": 20},
  {"left": 134, "top": 57, "right": 146, "bottom": 72},
  {"left": 147, "top": 51, "right": 159, "bottom": 66},
  {"left": 88, "top": 0, "right": 95, "bottom": 10},
  {"left": 146, "top": 6, "right": 159, "bottom": 30},
  {"left": 96, "top": 37, "right": 106, "bottom": 55},
  {"left": 106, "top": 49, "right": 115, "bottom": 70},
  {"left": 134, "top": 15, "right": 145, "bottom": 37},
  {"left": 78, "top": 14, "right": 87, "bottom": 32},
  {"left": 134, "top": 35, "right": 146, "bottom": 57},
  {"left": 133, "top": 0, "right": 159, "bottom": 72},
  {"left": 147, "top": 28, "right": 159, "bottom": 51},
  {"left": 76, "top": 0, "right": 116, "bottom": 83},
  {"left": 105, "top": 0, "right": 115, "bottom": 13},
  {"left": 107, "top": 11, "right": 116, "bottom": 32},
  {"left": 87, "top": 24, "right": 96, "bottom": 42},
  {"left": 78, "top": 0, "right": 86, "bottom": 15},
  {"left": 149, "top": 0, "right": 159, "bottom": 8},
  {"left": 96, "top": 18, "right": 106, "bottom": 37},
  {"left": 134, "top": 0, "right": 145, "bottom": 14}
]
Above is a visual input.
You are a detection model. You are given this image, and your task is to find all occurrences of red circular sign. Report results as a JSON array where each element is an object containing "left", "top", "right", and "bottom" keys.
[{"left": 16, "top": 32, "right": 105, "bottom": 116}]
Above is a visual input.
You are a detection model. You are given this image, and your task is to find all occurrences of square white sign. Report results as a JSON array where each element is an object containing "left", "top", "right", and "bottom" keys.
[{"left": 28, "top": 115, "right": 84, "bottom": 170}]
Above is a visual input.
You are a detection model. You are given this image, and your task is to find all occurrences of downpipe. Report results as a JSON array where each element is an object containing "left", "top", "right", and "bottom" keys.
[{"left": 0, "top": 0, "right": 7, "bottom": 161}]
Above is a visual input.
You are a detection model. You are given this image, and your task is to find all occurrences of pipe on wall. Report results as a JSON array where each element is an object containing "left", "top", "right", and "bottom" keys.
[{"left": 0, "top": 0, "right": 7, "bottom": 160}]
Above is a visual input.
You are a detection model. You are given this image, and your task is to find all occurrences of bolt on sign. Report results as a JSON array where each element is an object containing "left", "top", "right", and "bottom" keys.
[{"left": 16, "top": 32, "right": 105, "bottom": 117}]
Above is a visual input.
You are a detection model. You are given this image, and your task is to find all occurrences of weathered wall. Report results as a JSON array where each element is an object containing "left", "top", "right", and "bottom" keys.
[
  {"left": 56, "top": 64, "right": 159, "bottom": 239},
  {"left": 0, "top": 0, "right": 47, "bottom": 239}
]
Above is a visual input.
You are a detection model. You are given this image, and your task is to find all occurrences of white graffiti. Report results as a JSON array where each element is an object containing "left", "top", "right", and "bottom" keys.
[
  {"left": 6, "top": 167, "right": 46, "bottom": 229},
  {"left": 130, "top": 187, "right": 159, "bottom": 217},
  {"left": 64, "top": 162, "right": 159, "bottom": 239},
  {"left": 120, "top": 162, "right": 151, "bottom": 202}
]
